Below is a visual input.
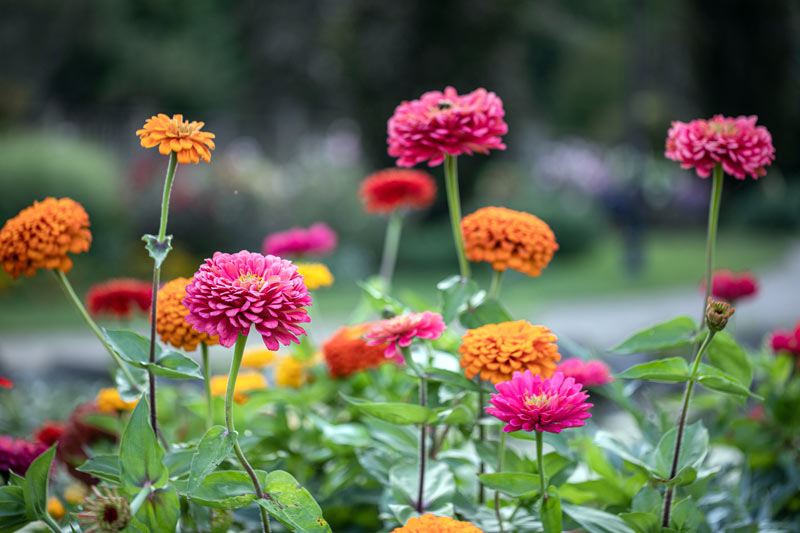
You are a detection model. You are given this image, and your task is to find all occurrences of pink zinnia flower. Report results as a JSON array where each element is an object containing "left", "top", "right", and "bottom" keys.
[
  {"left": 365, "top": 311, "right": 446, "bottom": 360},
  {"left": 262, "top": 223, "right": 337, "bottom": 258},
  {"left": 665, "top": 115, "right": 775, "bottom": 180},
  {"left": 769, "top": 321, "right": 800, "bottom": 358},
  {"left": 702, "top": 269, "right": 758, "bottom": 303},
  {"left": 0, "top": 436, "right": 48, "bottom": 475},
  {"left": 486, "top": 371, "right": 592, "bottom": 434},
  {"left": 0, "top": 376, "right": 12, "bottom": 389},
  {"left": 387, "top": 86, "right": 508, "bottom": 167},
  {"left": 184, "top": 251, "right": 312, "bottom": 349},
  {"left": 555, "top": 358, "right": 613, "bottom": 387}
]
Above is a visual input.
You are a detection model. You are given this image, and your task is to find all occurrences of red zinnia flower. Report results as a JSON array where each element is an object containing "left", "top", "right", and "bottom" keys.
[
  {"left": 34, "top": 421, "right": 67, "bottom": 447},
  {"left": 388, "top": 86, "right": 508, "bottom": 167},
  {"left": 86, "top": 278, "right": 152, "bottom": 319},
  {"left": 703, "top": 269, "right": 758, "bottom": 304},
  {"left": 262, "top": 223, "right": 337, "bottom": 258},
  {"left": 0, "top": 376, "right": 12, "bottom": 389},
  {"left": 364, "top": 311, "right": 446, "bottom": 360},
  {"left": 359, "top": 169, "right": 437, "bottom": 214},
  {"left": 0, "top": 436, "right": 48, "bottom": 476}
]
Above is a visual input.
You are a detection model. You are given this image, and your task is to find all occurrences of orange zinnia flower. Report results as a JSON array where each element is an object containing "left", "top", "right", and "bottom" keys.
[
  {"left": 136, "top": 113, "right": 216, "bottom": 164},
  {"left": 322, "top": 323, "right": 393, "bottom": 378},
  {"left": 156, "top": 277, "right": 219, "bottom": 352},
  {"left": 391, "top": 514, "right": 483, "bottom": 532},
  {"left": 461, "top": 206, "right": 558, "bottom": 277},
  {"left": 0, "top": 197, "right": 91, "bottom": 279},
  {"left": 459, "top": 320, "right": 561, "bottom": 384}
]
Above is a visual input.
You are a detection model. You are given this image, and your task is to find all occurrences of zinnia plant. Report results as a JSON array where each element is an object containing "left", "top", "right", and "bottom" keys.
[{"left": 262, "top": 222, "right": 337, "bottom": 258}]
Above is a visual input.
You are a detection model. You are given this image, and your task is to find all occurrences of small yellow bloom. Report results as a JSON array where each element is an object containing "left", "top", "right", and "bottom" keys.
[
  {"left": 276, "top": 357, "right": 306, "bottom": 388},
  {"left": 47, "top": 497, "right": 65, "bottom": 520},
  {"left": 241, "top": 348, "right": 276, "bottom": 369},
  {"left": 64, "top": 483, "right": 89, "bottom": 505},
  {"left": 296, "top": 263, "right": 334, "bottom": 291},
  {"left": 209, "top": 372, "right": 267, "bottom": 404},
  {"left": 96, "top": 388, "right": 138, "bottom": 413}
]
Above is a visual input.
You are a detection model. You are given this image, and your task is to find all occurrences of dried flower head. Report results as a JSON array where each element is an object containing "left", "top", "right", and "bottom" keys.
[
  {"left": 156, "top": 277, "right": 219, "bottom": 352},
  {"left": 486, "top": 370, "right": 593, "bottom": 433},
  {"left": 705, "top": 269, "right": 758, "bottom": 303},
  {"left": 555, "top": 358, "right": 613, "bottom": 387},
  {"left": 360, "top": 168, "right": 437, "bottom": 214},
  {"left": 665, "top": 115, "right": 775, "bottom": 179},
  {"left": 86, "top": 278, "right": 152, "bottom": 319},
  {"left": 322, "top": 323, "right": 394, "bottom": 378},
  {"left": 365, "top": 311, "right": 446, "bottom": 360},
  {"left": 0, "top": 197, "right": 91, "bottom": 278},
  {"left": 388, "top": 86, "right": 508, "bottom": 167},
  {"left": 77, "top": 485, "right": 131, "bottom": 532},
  {"left": 391, "top": 513, "right": 483, "bottom": 533},
  {"left": 296, "top": 262, "right": 334, "bottom": 290},
  {"left": 95, "top": 388, "right": 138, "bottom": 413},
  {"left": 184, "top": 251, "right": 312, "bottom": 349},
  {"left": 241, "top": 347, "right": 277, "bottom": 369},
  {"left": 0, "top": 436, "right": 48, "bottom": 475},
  {"left": 705, "top": 298, "right": 735, "bottom": 332},
  {"left": 462, "top": 206, "right": 558, "bottom": 277},
  {"left": 209, "top": 371, "right": 267, "bottom": 404},
  {"left": 459, "top": 320, "right": 561, "bottom": 384},
  {"left": 136, "top": 113, "right": 215, "bottom": 164},
  {"left": 262, "top": 223, "right": 337, "bottom": 258}
]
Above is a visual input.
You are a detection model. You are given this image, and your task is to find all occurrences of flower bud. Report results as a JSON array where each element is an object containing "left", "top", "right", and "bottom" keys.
[
  {"left": 706, "top": 298, "right": 735, "bottom": 331},
  {"left": 77, "top": 485, "right": 131, "bottom": 532}
]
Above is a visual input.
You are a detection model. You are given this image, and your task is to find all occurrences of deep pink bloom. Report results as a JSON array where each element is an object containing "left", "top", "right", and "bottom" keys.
[
  {"left": 365, "top": 311, "right": 446, "bottom": 360},
  {"left": 665, "top": 115, "right": 775, "bottom": 180},
  {"left": 769, "top": 321, "right": 800, "bottom": 358},
  {"left": 486, "top": 371, "right": 593, "bottom": 434},
  {"left": 184, "top": 251, "right": 312, "bottom": 349},
  {"left": 262, "top": 223, "right": 337, "bottom": 258},
  {"left": 0, "top": 436, "right": 48, "bottom": 475},
  {"left": 0, "top": 376, "right": 11, "bottom": 389},
  {"left": 703, "top": 269, "right": 759, "bottom": 303},
  {"left": 555, "top": 358, "right": 613, "bottom": 387},
  {"left": 387, "top": 86, "right": 508, "bottom": 167}
]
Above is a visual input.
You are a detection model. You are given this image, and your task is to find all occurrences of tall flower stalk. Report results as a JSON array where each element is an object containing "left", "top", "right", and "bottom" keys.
[
  {"left": 443, "top": 155, "right": 470, "bottom": 279},
  {"left": 201, "top": 342, "right": 213, "bottom": 429},
  {"left": 379, "top": 210, "right": 404, "bottom": 288},
  {"left": 494, "top": 431, "right": 507, "bottom": 533}
]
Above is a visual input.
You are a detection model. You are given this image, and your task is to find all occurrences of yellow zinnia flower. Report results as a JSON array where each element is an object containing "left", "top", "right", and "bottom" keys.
[
  {"left": 64, "top": 483, "right": 89, "bottom": 505},
  {"left": 241, "top": 348, "right": 276, "bottom": 369},
  {"left": 296, "top": 263, "right": 334, "bottom": 291},
  {"left": 209, "top": 372, "right": 267, "bottom": 404},
  {"left": 47, "top": 497, "right": 65, "bottom": 521},
  {"left": 95, "top": 388, "right": 138, "bottom": 413}
]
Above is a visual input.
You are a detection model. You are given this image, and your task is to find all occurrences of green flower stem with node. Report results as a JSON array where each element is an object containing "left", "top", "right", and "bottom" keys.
[
  {"left": 495, "top": 430, "right": 507, "bottom": 533},
  {"left": 379, "top": 210, "right": 404, "bottom": 290},
  {"left": 201, "top": 342, "right": 213, "bottom": 430},
  {"left": 489, "top": 269, "right": 504, "bottom": 299},
  {"left": 701, "top": 165, "right": 724, "bottom": 322},
  {"left": 443, "top": 154, "right": 471, "bottom": 279},
  {"left": 40, "top": 509, "right": 62, "bottom": 533},
  {"left": 536, "top": 430, "right": 546, "bottom": 499},
  {"left": 417, "top": 372, "right": 428, "bottom": 513},
  {"left": 227, "top": 334, "right": 271, "bottom": 533},
  {"left": 478, "top": 389, "right": 486, "bottom": 504}
]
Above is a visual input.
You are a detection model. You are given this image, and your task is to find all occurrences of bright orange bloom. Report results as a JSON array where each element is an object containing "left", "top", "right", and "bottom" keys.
[
  {"left": 95, "top": 388, "right": 138, "bottom": 413},
  {"left": 322, "top": 323, "right": 393, "bottom": 378},
  {"left": 0, "top": 198, "right": 91, "bottom": 279},
  {"left": 156, "top": 277, "right": 219, "bottom": 352},
  {"left": 47, "top": 497, "right": 66, "bottom": 521},
  {"left": 136, "top": 113, "right": 216, "bottom": 164},
  {"left": 391, "top": 514, "right": 483, "bottom": 533},
  {"left": 459, "top": 320, "right": 561, "bottom": 384},
  {"left": 461, "top": 206, "right": 558, "bottom": 277}
]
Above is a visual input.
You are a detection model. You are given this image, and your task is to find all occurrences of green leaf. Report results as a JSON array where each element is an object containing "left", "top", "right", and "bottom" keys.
[
  {"left": 631, "top": 486, "right": 661, "bottom": 514},
  {"left": 594, "top": 432, "right": 651, "bottom": 473},
  {"left": 142, "top": 234, "right": 173, "bottom": 268},
  {"left": 186, "top": 471, "right": 262, "bottom": 509},
  {"left": 542, "top": 488, "right": 562, "bottom": 533},
  {"left": 704, "top": 331, "right": 752, "bottom": 386},
  {"left": 119, "top": 395, "right": 167, "bottom": 489},
  {"left": 670, "top": 497, "right": 701, "bottom": 531},
  {"left": 151, "top": 350, "right": 203, "bottom": 379},
  {"left": 136, "top": 486, "right": 180, "bottom": 532},
  {"left": 22, "top": 445, "right": 56, "bottom": 522},
  {"left": 696, "top": 364, "right": 761, "bottom": 399},
  {"left": 187, "top": 426, "right": 235, "bottom": 494},
  {"left": 437, "top": 275, "right": 480, "bottom": 323},
  {"left": 0, "top": 486, "right": 29, "bottom": 532},
  {"left": 258, "top": 470, "right": 331, "bottom": 532},
  {"left": 340, "top": 393, "right": 434, "bottom": 425},
  {"left": 425, "top": 367, "right": 489, "bottom": 393},
  {"left": 562, "top": 503, "right": 636, "bottom": 533},
  {"left": 105, "top": 328, "right": 152, "bottom": 367},
  {"left": 389, "top": 461, "right": 455, "bottom": 511},
  {"left": 435, "top": 404, "right": 474, "bottom": 425},
  {"left": 664, "top": 466, "right": 697, "bottom": 487},
  {"left": 164, "top": 449, "right": 195, "bottom": 478},
  {"left": 76, "top": 454, "right": 121, "bottom": 485},
  {"left": 356, "top": 279, "right": 405, "bottom": 315},
  {"left": 115, "top": 365, "right": 148, "bottom": 401},
  {"left": 81, "top": 413, "right": 120, "bottom": 434},
  {"left": 612, "top": 317, "right": 698, "bottom": 355},
  {"left": 618, "top": 357, "right": 691, "bottom": 383},
  {"left": 653, "top": 421, "right": 708, "bottom": 479},
  {"left": 620, "top": 512, "right": 660, "bottom": 533},
  {"left": 479, "top": 472, "right": 542, "bottom": 497},
  {"left": 559, "top": 479, "right": 629, "bottom": 506},
  {"left": 310, "top": 415, "right": 371, "bottom": 447},
  {"left": 458, "top": 298, "right": 513, "bottom": 329}
]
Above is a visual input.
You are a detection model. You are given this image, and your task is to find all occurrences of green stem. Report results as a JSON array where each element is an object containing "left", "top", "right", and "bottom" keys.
[
  {"left": 202, "top": 343, "right": 212, "bottom": 430},
  {"left": 157, "top": 152, "right": 178, "bottom": 242},
  {"left": 379, "top": 210, "right": 404, "bottom": 290},
  {"left": 478, "top": 390, "right": 486, "bottom": 504},
  {"left": 41, "top": 511, "right": 62, "bottom": 533},
  {"left": 443, "top": 154, "right": 471, "bottom": 279},
  {"left": 495, "top": 430, "right": 507, "bottom": 533},
  {"left": 661, "top": 330, "right": 716, "bottom": 527},
  {"left": 489, "top": 269, "right": 504, "bottom": 299},
  {"left": 416, "top": 373, "right": 427, "bottom": 513},
  {"left": 52, "top": 270, "right": 137, "bottom": 386},
  {"left": 536, "top": 430, "right": 546, "bottom": 498},
  {"left": 129, "top": 485, "right": 154, "bottom": 516},
  {"left": 226, "top": 334, "right": 271, "bottom": 533},
  {"left": 701, "top": 165, "right": 724, "bottom": 321}
]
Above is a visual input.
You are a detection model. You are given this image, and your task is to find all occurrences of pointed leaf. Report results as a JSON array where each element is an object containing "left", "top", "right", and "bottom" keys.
[
  {"left": 142, "top": 234, "right": 173, "bottom": 268},
  {"left": 389, "top": 461, "right": 454, "bottom": 511},
  {"left": 479, "top": 472, "right": 542, "bottom": 497},
  {"left": 187, "top": 426, "right": 235, "bottom": 494},
  {"left": 136, "top": 486, "right": 179, "bottom": 532},
  {"left": 458, "top": 298, "right": 513, "bottom": 329},
  {"left": 119, "top": 396, "right": 167, "bottom": 489},
  {"left": 562, "top": 503, "right": 636, "bottom": 533},
  {"left": 425, "top": 367, "right": 489, "bottom": 393},
  {"left": 704, "top": 331, "right": 752, "bottom": 386},
  {"left": 620, "top": 512, "right": 660, "bottom": 533},
  {"left": 618, "top": 357, "right": 690, "bottom": 383},
  {"left": 105, "top": 329, "right": 156, "bottom": 367},
  {"left": 257, "top": 470, "right": 331, "bottom": 532},
  {"left": 437, "top": 275, "right": 480, "bottom": 323},
  {"left": 612, "top": 317, "right": 698, "bottom": 355},
  {"left": 340, "top": 393, "right": 434, "bottom": 425},
  {"left": 76, "top": 454, "right": 121, "bottom": 485},
  {"left": 151, "top": 351, "right": 203, "bottom": 379},
  {"left": 696, "top": 364, "right": 761, "bottom": 399},
  {"left": 542, "top": 488, "right": 562, "bottom": 533},
  {"left": 653, "top": 421, "right": 708, "bottom": 479},
  {"left": 22, "top": 445, "right": 56, "bottom": 521},
  {"left": 186, "top": 471, "right": 263, "bottom": 509}
]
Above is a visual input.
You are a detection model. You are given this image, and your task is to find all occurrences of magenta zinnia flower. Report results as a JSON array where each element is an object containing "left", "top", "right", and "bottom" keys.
[
  {"left": 387, "top": 86, "right": 508, "bottom": 167},
  {"left": 184, "top": 251, "right": 312, "bottom": 349},
  {"left": 555, "top": 358, "right": 613, "bottom": 387},
  {"left": 486, "top": 371, "right": 592, "bottom": 433},
  {"left": 365, "top": 311, "right": 446, "bottom": 360},
  {"left": 262, "top": 222, "right": 337, "bottom": 258},
  {"left": 703, "top": 269, "right": 758, "bottom": 303},
  {"left": 665, "top": 115, "right": 775, "bottom": 180},
  {"left": 769, "top": 321, "right": 800, "bottom": 358},
  {"left": 0, "top": 436, "right": 48, "bottom": 475}
]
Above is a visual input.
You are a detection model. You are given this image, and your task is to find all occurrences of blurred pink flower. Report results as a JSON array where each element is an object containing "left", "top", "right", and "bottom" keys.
[
  {"left": 388, "top": 86, "right": 508, "bottom": 167},
  {"left": 769, "top": 321, "right": 800, "bottom": 358},
  {"left": 555, "top": 358, "right": 613, "bottom": 387},
  {"left": 486, "top": 370, "right": 592, "bottom": 434},
  {"left": 262, "top": 223, "right": 337, "bottom": 258},
  {"left": 184, "top": 251, "right": 312, "bottom": 349},
  {"left": 365, "top": 311, "right": 446, "bottom": 360},
  {"left": 0, "top": 436, "right": 48, "bottom": 476},
  {"left": 665, "top": 115, "right": 774, "bottom": 180},
  {"left": 703, "top": 269, "right": 758, "bottom": 303}
]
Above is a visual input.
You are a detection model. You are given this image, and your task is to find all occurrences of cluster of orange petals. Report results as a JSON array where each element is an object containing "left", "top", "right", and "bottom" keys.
[
  {"left": 322, "top": 323, "right": 393, "bottom": 378},
  {"left": 461, "top": 206, "right": 558, "bottom": 277},
  {"left": 156, "top": 277, "right": 219, "bottom": 351},
  {"left": 391, "top": 514, "right": 483, "bottom": 533},
  {"left": 0, "top": 197, "right": 91, "bottom": 279},
  {"left": 136, "top": 113, "right": 215, "bottom": 164},
  {"left": 459, "top": 320, "right": 561, "bottom": 384}
]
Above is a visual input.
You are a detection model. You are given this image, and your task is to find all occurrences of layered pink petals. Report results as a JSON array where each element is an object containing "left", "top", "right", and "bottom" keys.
[
  {"left": 0, "top": 436, "right": 48, "bottom": 475},
  {"left": 388, "top": 86, "right": 508, "bottom": 167},
  {"left": 183, "top": 251, "right": 312, "bottom": 349},
  {"left": 555, "top": 358, "right": 613, "bottom": 387},
  {"left": 365, "top": 311, "right": 446, "bottom": 360},
  {"left": 769, "top": 321, "right": 800, "bottom": 358},
  {"left": 262, "top": 223, "right": 337, "bottom": 258},
  {"left": 705, "top": 269, "right": 759, "bottom": 303},
  {"left": 665, "top": 115, "right": 775, "bottom": 180},
  {"left": 486, "top": 370, "right": 592, "bottom": 434}
]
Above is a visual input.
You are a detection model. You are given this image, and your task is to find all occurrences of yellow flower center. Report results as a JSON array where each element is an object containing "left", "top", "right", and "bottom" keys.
[
  {"left": 524, "top": 393, "right": 551, "bottom": 408},
  {"left": 237, "top": 272, "right": 263, "bottom": 290}
]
